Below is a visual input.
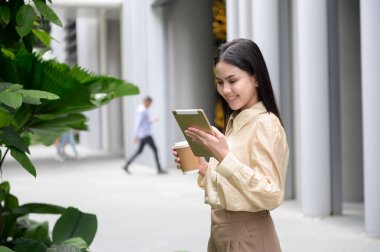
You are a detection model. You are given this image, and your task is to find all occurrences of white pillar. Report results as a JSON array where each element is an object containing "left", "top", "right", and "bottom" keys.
[
  {"left": 104, "top": 18, "right": 124, "bottom": 153},
  {"left": 49, "top": 8, "right": 67, "bottom": 63},
  {"left": 122, "top": 0, "right": 169, "bottom": 168},
  {"left": 167, "top": 0, "right": 215, "bottom": 143},
  {"left": 295, "top": 0, "right": 331, "bottom": 217},
  {"left": 237, "top": 0, "right": 252, "bottom": 39},
  {"left": 99, "top": 10, "right": 110, "bottom": 151},
  {"left": 339, "top": 0, "right": 363, "bottom": 203},
  {"left": 76, "top": 10, "right": 102, "bottom": 150},
  {"left": 252, "top": 0, "right": 280, "bottom": 102},
  {"left": 360, "top": 0, "right": 380, "bottom": 237},
  {"left": 278, "top": 0, "right": 294, "bottom": 199},
  {"left": 226, "top": 0, "right": 239, "bottom": 40}
]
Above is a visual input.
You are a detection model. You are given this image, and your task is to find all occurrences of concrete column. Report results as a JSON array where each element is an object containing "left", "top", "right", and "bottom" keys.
[
  {"left": 104, "top": 19, "right": 124, "bottom": 153},
  {"left": 360, "top": 0, "right": 380, "bottom": 237},
  {"left": 226, "top": 0, "right": 239, "bottom": 40},
  {"left": 339, "top": 0, "right": 363, "bottom": 203},
  {"left": 278, "top": 0, "right": 294, "bottom": 199},
  {"left": 99, "top": 10, "right": 110, "bottom": 152},
  {"left": 166, "top": 0, "right": 214, "bottom": 143},
  {"left": 121, "top": 0, "right": 140, "bottom": 163},
  {"left": 49, "top": 8, "right": 67, "bottom": 63},
  {"left": 76, "top": 10, "right": 102, "bottom": 150},
  {"left": 295, "top": 0, "right": 331, "bottom": 217},
  {"left": 252, "top": 0, "right": 280, "bottom": 102},
  {"left": 122, "top": 0, "right": 169, "bottom": 168},
  {"left": 328, "top": 0, "right": 343, "bottom": 215},
  {"left": 237, "top": 0, "right": 252, "bottom": 39}
]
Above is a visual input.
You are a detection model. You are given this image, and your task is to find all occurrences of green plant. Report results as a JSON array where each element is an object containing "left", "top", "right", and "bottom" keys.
[{"left": 0, "top": 0, "right": 139, "bottom": 251}]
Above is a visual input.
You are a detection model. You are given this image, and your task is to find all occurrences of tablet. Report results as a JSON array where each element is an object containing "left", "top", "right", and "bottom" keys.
[{"left": 172, "top": 109, "right": 213, "bottom": 157}]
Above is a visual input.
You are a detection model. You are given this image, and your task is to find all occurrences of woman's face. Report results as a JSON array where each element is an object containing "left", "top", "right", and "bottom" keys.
[{"left": 214, "top": 61, "right": 259, "bottom": 111}]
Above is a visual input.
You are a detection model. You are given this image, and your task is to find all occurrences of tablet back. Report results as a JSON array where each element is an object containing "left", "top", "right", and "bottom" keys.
[{"left": 172, "top": 109, "right": 213, "bottom": 157}]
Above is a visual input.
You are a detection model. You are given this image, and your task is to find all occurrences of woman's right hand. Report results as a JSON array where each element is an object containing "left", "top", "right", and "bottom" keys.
[
  {"left": 172, "top": 147, "right": 209, "bottom": 176},
  {"left": 197, "top": 157, "right": 208, "bottom": 176}
]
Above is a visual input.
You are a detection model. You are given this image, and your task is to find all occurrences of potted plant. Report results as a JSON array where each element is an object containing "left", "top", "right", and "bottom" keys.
[{"left": 0, "top": 0, "right": 139, "bottom": 251}]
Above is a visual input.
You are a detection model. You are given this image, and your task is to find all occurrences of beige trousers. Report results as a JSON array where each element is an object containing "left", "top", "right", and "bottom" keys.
[{"left": 207, "top": 209, "right": 281, "bottom": 252}]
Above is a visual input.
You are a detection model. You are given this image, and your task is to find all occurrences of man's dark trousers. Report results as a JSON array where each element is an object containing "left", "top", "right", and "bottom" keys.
[{"left": 124, "top": 136, "right": 162, "bottom": 172}]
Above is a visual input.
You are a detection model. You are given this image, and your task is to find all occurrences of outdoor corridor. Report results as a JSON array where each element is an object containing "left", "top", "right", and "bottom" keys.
[{"left": 2, "top": 145, "right": 379, "bottom": 252}]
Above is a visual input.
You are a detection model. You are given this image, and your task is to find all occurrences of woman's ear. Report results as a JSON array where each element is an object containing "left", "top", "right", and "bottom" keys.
[{"left": 252, "top": 75, "right": 259, "bottom": 87}]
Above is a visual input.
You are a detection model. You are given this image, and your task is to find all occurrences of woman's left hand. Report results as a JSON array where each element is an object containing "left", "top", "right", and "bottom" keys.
[{"left": 185, "top": 126, "right": 229, "bottom": 163}]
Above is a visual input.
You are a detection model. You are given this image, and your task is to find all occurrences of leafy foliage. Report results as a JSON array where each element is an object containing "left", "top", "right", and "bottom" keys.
[{"left": 0, "top": 0, "right": 139, "bottom": 251}]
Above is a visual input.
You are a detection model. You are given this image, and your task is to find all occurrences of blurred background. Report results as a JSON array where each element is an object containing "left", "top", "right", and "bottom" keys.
[{"left": 2, "top": 0, "right": 379, "bottom": 251}]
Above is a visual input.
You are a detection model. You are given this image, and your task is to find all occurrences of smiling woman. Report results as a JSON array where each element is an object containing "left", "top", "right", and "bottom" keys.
[
  {"left": 214, "top": 61, "right": 259, "bottom": 111},
  {"left": 173, "top": 38, "right": 289, "bottom": 252}
]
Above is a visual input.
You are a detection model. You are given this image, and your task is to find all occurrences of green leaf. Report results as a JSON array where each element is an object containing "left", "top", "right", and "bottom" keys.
[
  {"left": 0, "top": 108, "right": 12, "bottom": 127},
  {"left": 62, "top": 237, "right": 88, "bottom": 250},
  {"left": 0, "top": 127, "right": 30, "bottom": 153},
  {"left": 0, "top": 246, "right": 16, "bottom": 252},
  {"left": 34, "top": 0, "right": 62, "bottom": 27},
  {"left": 11, "top": 105, "right": 31, "bottom": 131},
  {"left": 0, "top": 90, "right": 23, "bottom": 109},
  {"left": 15, "top": 5, "right": 36, "bottom": 38},
  {"left": 5, "top": 193, "right": 19, "bottom": 209},
  {"left": 32, "top": 28, "right": 51, "bottom": 47},
  {"left": 22, "top": 96, "right": 42, "bottom": 105},
  {"left": 26, "top": 128, "right": 63, "bottom": 146},
  {"left": 14, "top": 239, "right": 47, "bottom": 252},
  {"left": 18, "top": 89, "right": 59, "bottom": 100},
  {"left": 25, "top": 221, "right": 49, "bottom": 241},
  {"left": 0, "top": 181, "right": 10, "bottom": 194},
  {"left": 112, "top": 81, "right": 140, "bottom": 97},
  {"left": 0, "top": 6, "right": 10, "bottom": 28},
  {"left": 15, "top": 203, "right": 65, "bottom": 215},
  {"left": 10, "top": 147, "right": 36, "bottom": 177},
  {"left": 6, "top": 84, "right": 23, "bottom": 91},
  {"left": 47, "top": 244, "right": 81, "bottom": 252},
  {"left": 31, "top": 114, "right": 87, "bottom": 130},
  {"left": 1, "top": 48, "right": 15, "bottom": 59},
  {"left": 53, "top": 207, "right": 97, "bottom": 246}
]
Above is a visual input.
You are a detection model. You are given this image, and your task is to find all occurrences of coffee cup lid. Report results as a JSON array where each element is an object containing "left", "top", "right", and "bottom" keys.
[{"left": 174, "top": 141, "right": 189, "bottom": 149}]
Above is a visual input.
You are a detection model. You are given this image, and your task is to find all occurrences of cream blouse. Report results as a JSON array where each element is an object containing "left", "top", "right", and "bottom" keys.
[{"left": 198, "top": 101, "right": 289, "bottom": 212}]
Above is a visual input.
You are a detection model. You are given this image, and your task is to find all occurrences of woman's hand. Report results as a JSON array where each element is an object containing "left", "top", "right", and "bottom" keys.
[
  {"left": 184, "top": 126, "right": 229, "bottom": 163},
  {"left": 172, "top": 148, "right": 209, "bottom": 176},
  {"left": 172, "top": 147, "right": 181, "bottom": 169},
  {"left": 198, "top": 157, "right": 208, "bottom": 176}
]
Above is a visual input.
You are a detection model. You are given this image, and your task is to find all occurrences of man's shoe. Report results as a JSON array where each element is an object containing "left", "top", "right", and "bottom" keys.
[{"left": 123, "top": 164, "right": 131, "bottom": 174}]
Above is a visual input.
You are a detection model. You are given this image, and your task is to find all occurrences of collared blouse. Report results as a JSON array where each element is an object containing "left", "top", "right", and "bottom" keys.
[{"left": 198, "top": 101, "right": 289, "bottom": 212}]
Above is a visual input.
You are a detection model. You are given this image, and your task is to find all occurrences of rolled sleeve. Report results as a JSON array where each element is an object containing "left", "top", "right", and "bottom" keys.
[
  {"left": 215, "top": 152, "right": 242, "bottom": 178},
  {"left": 197, "top": 174, "right": 205, "bottom": 189}
]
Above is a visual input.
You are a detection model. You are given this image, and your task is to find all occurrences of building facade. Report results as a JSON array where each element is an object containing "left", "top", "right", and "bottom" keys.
[{"left": 50, "top": 0, "right": 380, "bottom": 237}]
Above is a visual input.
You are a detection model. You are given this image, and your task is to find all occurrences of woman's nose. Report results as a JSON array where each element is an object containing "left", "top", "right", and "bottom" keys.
[{"left": 222, "top": 84, "right": 231, "bottom": 94}]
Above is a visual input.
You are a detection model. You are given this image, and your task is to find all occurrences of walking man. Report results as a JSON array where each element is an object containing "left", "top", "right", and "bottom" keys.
[{"left": 123, "top": 96, "right": 166, "bottom": 174}]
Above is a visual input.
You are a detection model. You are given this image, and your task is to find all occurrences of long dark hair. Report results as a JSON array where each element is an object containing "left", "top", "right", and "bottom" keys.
[{"left": 213, "top": 38, "right": 282, "bottom": 131}]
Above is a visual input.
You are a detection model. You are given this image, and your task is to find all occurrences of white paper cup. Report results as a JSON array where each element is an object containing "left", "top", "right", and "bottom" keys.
[{"left": 174, "top": 141, "right": 199, "bottom": 175}]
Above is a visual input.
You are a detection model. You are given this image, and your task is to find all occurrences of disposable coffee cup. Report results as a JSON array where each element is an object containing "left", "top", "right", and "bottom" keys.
[{"left": 174, "top": 141, "right": 199, "bottom": 175}]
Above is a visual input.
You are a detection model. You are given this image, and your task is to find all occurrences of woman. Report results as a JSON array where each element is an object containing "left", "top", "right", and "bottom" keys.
[{"left": 173, "top": 38, "right": 289, "bottom": 252}]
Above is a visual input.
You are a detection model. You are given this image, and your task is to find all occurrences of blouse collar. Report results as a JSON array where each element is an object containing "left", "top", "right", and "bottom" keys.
[{"left": 227, "top": 101, "right": 267, "bottom": 133}]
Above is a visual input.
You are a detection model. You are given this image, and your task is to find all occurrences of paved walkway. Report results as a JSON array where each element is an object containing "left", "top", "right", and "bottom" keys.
[{"left": 1, "top": 145, "right": 380, "bottom": 252}]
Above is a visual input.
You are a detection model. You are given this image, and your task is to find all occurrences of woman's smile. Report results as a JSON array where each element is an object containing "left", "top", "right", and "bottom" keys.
[{"left": 214, "top": 61, "right": 259, "bottom": 110}]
